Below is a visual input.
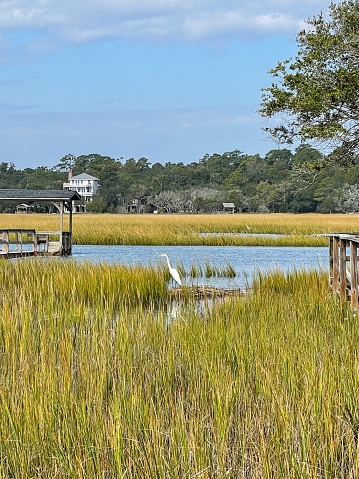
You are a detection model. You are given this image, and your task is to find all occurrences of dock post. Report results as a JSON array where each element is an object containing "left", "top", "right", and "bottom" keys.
[
  {"left": 14, "top": 231, "right": 19, "bottom": 251},
  {"left": 350, "top": 241, "right": 358, "bottom": 310},
  {"left": 332, "top": 236, "right": 339, "bottom": 293},
  {"left": 59, "top": 201, "right": 64, "bottom": 254},
  {"left": 33, "top": 231, "right": 37, "bottom": 256},
  {"left": 329, "top": 237, "right": 333, "bottom": 288},
  {"left": 340, "top": 239, "right": 347, "bottom": 301},
  {"left": 69, "top": 200, "right": 73, "bottom": 254},
  {"left": 2, "top": 231, "right": 9, "bottom": 255}
]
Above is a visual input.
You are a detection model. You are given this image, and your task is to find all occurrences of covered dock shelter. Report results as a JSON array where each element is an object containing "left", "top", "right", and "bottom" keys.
[{"left": 0, "top": 189, "right": 81, "bottom": 257}]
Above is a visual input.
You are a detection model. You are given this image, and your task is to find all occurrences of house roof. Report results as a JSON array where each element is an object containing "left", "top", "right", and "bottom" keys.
[
  {"left": 0, "top": 189, "right": 81, "bottom": 201},
  {"left": 223, "top": 202, "right": 235, "bottom": 208},
  {"left": 70, "top": 173, "right": 99, "bottom": 181}
]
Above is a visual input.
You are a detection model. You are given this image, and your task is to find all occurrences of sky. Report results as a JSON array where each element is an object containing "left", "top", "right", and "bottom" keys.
[{"left": 0, "top": 0, "right": 335, "bottom": 170}]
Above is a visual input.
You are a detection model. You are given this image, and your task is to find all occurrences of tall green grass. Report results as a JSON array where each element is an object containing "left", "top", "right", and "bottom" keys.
[
  {"left": 0, "top": 260, "right": 358, "bottom": 477},
  {"left": 178, "top": 260, "right": 237, "bottom": 278},
  {"left": 0, "top": 258, "right": 168, "bottom": 307}
]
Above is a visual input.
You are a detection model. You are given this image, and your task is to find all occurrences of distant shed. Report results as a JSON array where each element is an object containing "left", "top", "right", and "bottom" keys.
[
  {"left": 222, "top": 202, "right": 235, "bottom": 213},
  {"left": 16, "top": 203, "right": 34, "bottom": 214}
]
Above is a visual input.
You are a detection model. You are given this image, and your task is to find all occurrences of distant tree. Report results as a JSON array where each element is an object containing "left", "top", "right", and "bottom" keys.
[
  {"left": 189, "top": 188, "right": 226, "bottom": 213},
  {"left": 226, "top": 154, "right": 266, "bottom": 195},
  {"left": 0, "top": 162, "right": 23, "bottom": 188},
  {"left": 149, "top": 190, "right": 193, "bottom": 213},
  {"left": 264, "top": 149, "right": 293, "bottom": 184},
  {"left": 340, "top": 183, "right": 359, "bottom": 212},
  {"left": 53, "top": 154, "right": 76, "bottom": 172},
  {"left": 24, "top": 167, "right": 64, "bottom": 190},
  {"left": 87, "top": 195, "right": 108, "bottom": 213},
  {"left": 292, "top": 144, "right": 322, "bottom": 167}
]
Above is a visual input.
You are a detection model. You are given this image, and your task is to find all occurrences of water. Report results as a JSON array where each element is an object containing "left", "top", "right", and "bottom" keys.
[{"left": 71, "top": 245, "right": 328, "bottom": 289}]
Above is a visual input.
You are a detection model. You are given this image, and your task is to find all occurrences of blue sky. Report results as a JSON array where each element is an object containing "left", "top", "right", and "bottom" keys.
[{"left": 0, "top": 0, "right": 333, "bottom": 169}]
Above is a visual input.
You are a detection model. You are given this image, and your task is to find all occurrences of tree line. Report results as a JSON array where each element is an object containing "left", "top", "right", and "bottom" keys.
[{"left": 0, "top": 145, "right": 359, "bottom": 213}]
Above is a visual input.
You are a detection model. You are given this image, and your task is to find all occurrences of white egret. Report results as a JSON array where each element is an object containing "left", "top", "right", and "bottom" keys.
[
  {"left": 159, "top": 254, "right": 182, "bottom": 287},
  {"left": 246, "top": 225, "right": 251, "bottom": 231}
]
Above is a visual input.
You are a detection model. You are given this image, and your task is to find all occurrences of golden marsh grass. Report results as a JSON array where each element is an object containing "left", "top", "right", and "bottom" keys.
[
  {"left": 0, "top": 259, "right": 358, "bottom": 477},
  {"left": 3, "top": 212, "right": 359, "bottom": 246}
]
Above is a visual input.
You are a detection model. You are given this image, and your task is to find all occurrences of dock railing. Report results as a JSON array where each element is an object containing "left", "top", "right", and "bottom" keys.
[
  {"left": 0, "top": 229, "right": 72, "bottom": 257},
  {"left": 0, "top": 229, "right": 37, "bottom": 256},
  {"left": 328, "top": 233, "right": 359, "bottom": 310}
]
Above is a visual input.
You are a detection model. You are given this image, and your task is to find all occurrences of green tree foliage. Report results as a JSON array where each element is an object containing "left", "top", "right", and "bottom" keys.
[
  {"left": 0, "top": 162, "right": 24, "bottom": 188},
  {"left": 54, "top": 154, "right": 76, "bottom": 172},
  {"left": 24, "top": 167, "right": 65, "bottom": 190},
  {"left": 2, "top": 144, "right": 359, "bottom": 213},
  {"left": 260, "top": 0, "right": 359, "bottom": 166}
]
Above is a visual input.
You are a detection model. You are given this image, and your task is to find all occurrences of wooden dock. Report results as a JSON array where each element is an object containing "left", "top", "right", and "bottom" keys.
[
  {"left": 328, "top": 233, "right": 359, "bottom": 310},
  {"left": 0, "top": 189, "right": 81, "bottom": 258},
  {"left": 0, "top": 229, "right": 72, "bottom": 258}
]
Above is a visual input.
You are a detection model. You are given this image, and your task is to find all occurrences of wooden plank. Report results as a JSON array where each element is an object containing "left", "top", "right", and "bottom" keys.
[
  {"left": 340, "top": 239, "right": 347, "bottom": 301},
  {"left": 329, "top": 237, "right": 333, "bottom": 287},
  {"left": 48, "top": 242, "right": 61, "bottom": 254},
  {"left": 32, "top": 230, "right": 37, "bottom": 255},
  {"left": 69, "top": 201, "right": 73, "bottom": 235},
  {"left": 69, "top": 201, "right": 73, "bottom": 255},
  {"left": 2, "top": 231, "right": 9, "bottom": 254},
  {"left": 333, "top": 236, "right": 339, "bottom": 293},
  {"left": 59, "top": 201, "right": 64, "bottom": 254},
  {"left": 325, "top": 234, "right": 359, "bottom": 244},
  {"left": 0, "top": 229, "right": 35, "bottom": 234},
  {"left": 350, "top": 241, "right": 358, "bottom": 310}
]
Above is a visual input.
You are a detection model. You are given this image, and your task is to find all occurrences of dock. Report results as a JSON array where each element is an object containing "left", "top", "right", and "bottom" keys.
[
  {"left": 0, "top": 229, "right": 72, "bottom": 258},
  {"left": 328, "top": 233, "right": 359, "bottom": 310},
  {"left": 0, "top": 189, "right": 81, "bottom": 258}
]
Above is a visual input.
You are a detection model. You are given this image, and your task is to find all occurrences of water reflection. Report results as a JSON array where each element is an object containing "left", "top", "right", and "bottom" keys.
[{"left": 157, "top": 293, "right": 234, "bottom": 324}]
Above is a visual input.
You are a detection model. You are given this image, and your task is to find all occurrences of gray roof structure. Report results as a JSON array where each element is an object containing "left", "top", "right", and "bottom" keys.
[
  {"left": 0, "top": 189, "right": 81, "bottom": 201},
  {"left": 70, "top": 173, "right": 99, "bottom": 181}
]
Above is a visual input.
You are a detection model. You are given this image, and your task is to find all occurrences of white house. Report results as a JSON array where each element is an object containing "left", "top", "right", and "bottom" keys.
[{"left": 63, "top": 172, "right": 100, "bottom": 203}]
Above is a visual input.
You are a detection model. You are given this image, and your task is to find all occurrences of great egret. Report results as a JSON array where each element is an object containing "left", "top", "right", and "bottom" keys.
[
  {"left": 159, "top": 254, "right": 182, "bottom": 287},
  {"left": 246, "top": 225, "right": 251, "bottom": 231}
]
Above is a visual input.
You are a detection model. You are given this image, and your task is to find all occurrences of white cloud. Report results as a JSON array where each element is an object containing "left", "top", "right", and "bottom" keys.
[
  {"left": 183, "top": 9, "right": 304, "bottom": 39},
  {"left": 0, "top": 0, "right": 334, "bottom": 48}
]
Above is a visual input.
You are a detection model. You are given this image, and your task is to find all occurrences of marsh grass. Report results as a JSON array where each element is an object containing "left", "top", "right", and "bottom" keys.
[
  {"left": 2, "top": 212, "right": 357, "bottom": 246},
  {"left": 0, "top": 258, "right": 358, "bottom": 477},
  {"left": 202, "top": 260, "right": 237, "bottom": 278},
  {"left": 0, "top": 258, "right": 168, "bottom": 308},
  {"left": 177, "top": 260, "right": 237, "bottom": 279}
]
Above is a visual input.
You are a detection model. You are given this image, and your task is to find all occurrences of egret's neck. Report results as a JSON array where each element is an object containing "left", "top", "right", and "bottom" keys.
[{"left": 165, "top": 256, "right": 171, "bottom": 269}]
